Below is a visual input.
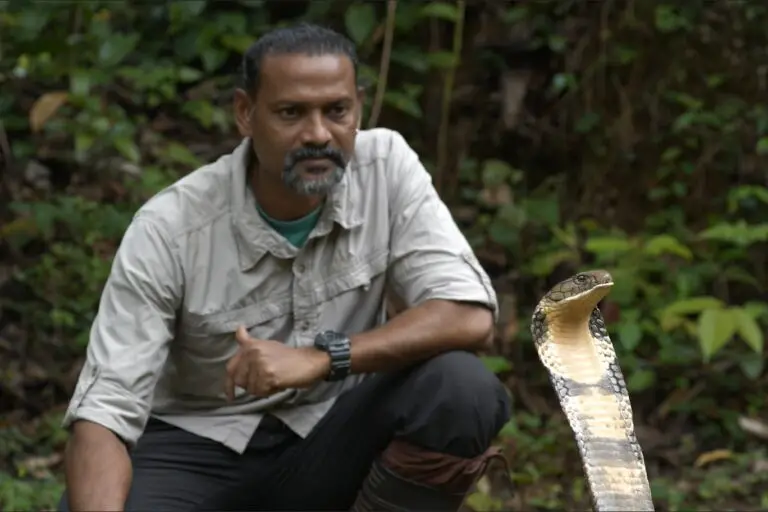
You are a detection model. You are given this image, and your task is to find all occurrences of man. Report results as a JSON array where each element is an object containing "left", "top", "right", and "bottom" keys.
[{"left": 59, "top": 22, "right": 510, "bottom": 511}]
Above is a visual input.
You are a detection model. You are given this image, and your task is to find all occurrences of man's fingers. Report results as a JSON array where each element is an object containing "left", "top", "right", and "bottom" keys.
[
  {"left": 226, "top": 364, "right": 250, "bottom": 401},
  {"left": 232, "top": 358, "right": 250, "bottom": 397},
  {"left": 247, "top": 365, "right": 266, "bottom": 398},
  {"left": 224, "top": 351, "right": 241, "bottom": 401},
  {"left": 226, "top": 351, "right": 241, "bottom": 376},
  {"left": 225, "top": 374, "right": 236, "bottom": 402},
  {"left": 235, "top": 325, "right": 251, "bottom": 346}
]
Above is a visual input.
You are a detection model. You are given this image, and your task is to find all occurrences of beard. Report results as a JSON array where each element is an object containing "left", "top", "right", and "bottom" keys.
[{"left": 282, "top": 145, "right": 348, "bottom": 196}]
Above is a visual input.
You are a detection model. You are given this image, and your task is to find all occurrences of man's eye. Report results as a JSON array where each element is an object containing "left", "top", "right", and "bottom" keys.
[
  {"left": 279, "top": 108, "right": 299, "bottom": 118},
  {"left": 329, "top": 105, "right": 348, "bottom": 117}
]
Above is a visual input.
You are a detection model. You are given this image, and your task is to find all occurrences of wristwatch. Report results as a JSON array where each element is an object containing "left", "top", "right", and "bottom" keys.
[{"left": 313, "top": 330, "right": 352, "bottom": 381}]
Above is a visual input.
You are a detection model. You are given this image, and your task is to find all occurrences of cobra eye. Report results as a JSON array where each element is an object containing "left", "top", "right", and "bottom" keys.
[{"left": 575, "top": 274, "right": 588, "bottom": 283}]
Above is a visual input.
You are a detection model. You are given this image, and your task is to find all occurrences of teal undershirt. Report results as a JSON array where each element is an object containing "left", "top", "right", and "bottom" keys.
[{"left": 255, "top": 201, "right": 322, "bottom": 248}]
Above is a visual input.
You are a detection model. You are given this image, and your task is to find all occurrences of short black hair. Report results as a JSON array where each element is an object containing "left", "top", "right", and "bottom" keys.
[{"left": 241, "top": 22, "right": 359, "bottom": 95}]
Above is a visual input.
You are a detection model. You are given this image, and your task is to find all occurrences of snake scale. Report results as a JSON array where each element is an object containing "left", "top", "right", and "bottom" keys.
[{"left": 531, "top": 269, "right": 655, "bottom": 511}]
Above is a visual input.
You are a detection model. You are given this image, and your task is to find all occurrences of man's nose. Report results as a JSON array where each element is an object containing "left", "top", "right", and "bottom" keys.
[{"left": 299, "top": 111, "right": 332, "bottom": 146}]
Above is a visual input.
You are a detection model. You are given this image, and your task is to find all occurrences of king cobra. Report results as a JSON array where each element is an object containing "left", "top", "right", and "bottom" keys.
[{"left": 530, "top": 270, "right": 654, "bottom": 511}]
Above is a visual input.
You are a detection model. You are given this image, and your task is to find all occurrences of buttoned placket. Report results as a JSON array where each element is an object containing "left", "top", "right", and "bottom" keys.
[
  {"left": 290, "top": 194, "right": 348, "bottom": 347},
  {"left": 292, "top": 257, "right": 313, "bottom": 346}
]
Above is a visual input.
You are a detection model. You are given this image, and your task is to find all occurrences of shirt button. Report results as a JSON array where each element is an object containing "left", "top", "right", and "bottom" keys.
[{"left": 296, "top": 264, "right": 305, "bottom": 274}]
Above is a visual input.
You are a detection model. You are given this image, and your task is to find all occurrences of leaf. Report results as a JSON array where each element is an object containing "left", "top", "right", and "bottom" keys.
[
  {"left": 169, "top": 0, "right": 206, "bottom": 23},
  {"left": 200, "top": 47, "right": 228, "bottom": 73},
  {"left": 727, "top": 185, "right": 768, "bottom": 213},
  {"left": 698, "top": 220, "right": 768, "bottom": 247},
  {"left": 480, "top": 356, "right": 512, "bottom": 374},
  {"left": 425, "top": 51, "right": 458, "bottom": 69},
  {"left": 420, "top": 2, "right": 460, "bottom": 22},
  {"left": 74, "top": 133, "right": 95, "bottom": 162},
  {"left": 643, "top": 234, "right": 693, "bottom": 260},
  {"left": 29, "top": 91, "right": 68, "bottom": 133},
  {"left": 98, "top": 33, "right": 140, "bottom": 67},
  {"left": 383, "top": 90, "right": 422, "bottom": 118},
  {"left": 584, "top": 236, "right": 633, "bottom": 255},
  {"left": 697, "top": 308, "right": 737, "bottom": 362},
  {"left": 733, "top": 307, "right": 764, "bottom": 353},
  {"left": 526, "top": 249, "right": 576, "bottom": 277},
  {"left": 390, "top": 46, "right": 430, "bottom": 73},
  {"left": 627, "top": 369, "right": 655, "bottom": 392},
  {"left": 504, "top": 6, "right": 529, "bottom": 24},
  {"left": 163, "top": 142, "right": 202, "bottom": 168},
  {"left": 655, "top": 5, "right": 688, "bottom": 33},
  {"left": 344, "top": 3, "right": 377, "bottom": 46},
  {"left": 547, "top": 34, "right": 567, "bottom": 53},
  {"left": 523, "top": 198, "right": 559, "bottom": 227},
  {"left": 488, "top": 219, "right": 519, "bottom": 249},
  {"left": 465, "top": 490, "right": 504, "bottom": 511},
  {"left": 69, "top": 70, "right": 91, "bottom": 96},
  {"left": 617, "top": 322, "right": 643, "bottom": 351},
  {"left": 659, "top": 312, "right": 688, "bottom": 332},
  {"left": 112, "top": 137, "right": 141, "bottom": 164},
  {"left": 661, "top": 296, "right": 725, "bottom": 316},
  {"left": 740, "top": 357, "right": 763, "bottom": 380},
  {"left": 495, "top": 203, "right": 525, "bottom": 228},
  {"left": 481, "top": 159, "right": 512, "bottom": 187},
  {"left": 756, "top": 136, "right": 768, "bottom": 155},
  {"left": 551, "top": 73, "right": 576, "bottom": 93},
  {"left": 221, "top": 34, "right": 255, "bottom": 54},
  {"left": 177, "top": 66, "right": 203, "bottom": 83},
  {"left": 575, "top": 112, "right": 600, "bottom": 133},
  {"left": 743, "top": 301, "right": 768, "bottom": 321}
]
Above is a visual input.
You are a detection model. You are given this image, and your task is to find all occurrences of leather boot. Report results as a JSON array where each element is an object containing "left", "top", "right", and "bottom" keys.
[{"left": 350, "top": 440, "right": 508, "bottom": 512}]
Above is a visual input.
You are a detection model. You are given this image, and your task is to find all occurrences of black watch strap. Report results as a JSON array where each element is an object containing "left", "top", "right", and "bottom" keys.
[{"left": 314, "top": 330, "right": 351, "bottom": 381}]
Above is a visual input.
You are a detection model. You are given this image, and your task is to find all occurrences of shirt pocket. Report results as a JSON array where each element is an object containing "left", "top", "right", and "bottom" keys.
[
  {"left": 310, "top": 248, "right": 390, "bottom": 333},
  {"left": 173, "top": 298, "right": 293, "bottom": 401}
]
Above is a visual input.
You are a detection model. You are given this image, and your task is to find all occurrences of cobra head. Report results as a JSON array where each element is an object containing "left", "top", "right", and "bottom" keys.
[{"left": 541, "top": 270, "right": 614, "bottom": 323}]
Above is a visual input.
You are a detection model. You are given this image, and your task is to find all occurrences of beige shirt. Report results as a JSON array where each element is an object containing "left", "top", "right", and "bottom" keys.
[{"left": 62, "top": 128, "right": 498, "bottom": 454}]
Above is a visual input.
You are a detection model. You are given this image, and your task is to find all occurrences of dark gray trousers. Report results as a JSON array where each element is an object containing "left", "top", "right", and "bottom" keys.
[{"left": 58, "top": 350, "right": 511, "bottom": 511}]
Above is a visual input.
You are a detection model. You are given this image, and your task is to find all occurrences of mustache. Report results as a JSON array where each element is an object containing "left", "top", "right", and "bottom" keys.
[{"left": 285, "top": 146, "right": 346, "bottom": 169}]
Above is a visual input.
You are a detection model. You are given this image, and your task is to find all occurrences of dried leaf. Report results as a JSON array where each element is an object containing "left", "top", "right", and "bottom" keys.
[
  {"left": 17, "top": 453, "right": 63, "bottom": 479},
  {"left": 29, "top": 91, "right": 69, "bottom": 133},
  {"left": 738, "top": 416, "right": 768, "bottom": 440},
  {"left": 694, "top": 449, "right": 732, "bottom": 468}
]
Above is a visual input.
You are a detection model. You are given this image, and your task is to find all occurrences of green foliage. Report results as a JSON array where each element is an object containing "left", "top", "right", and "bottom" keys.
[{"left": 1, "top": 0, "right": 768, "bottom": 510}]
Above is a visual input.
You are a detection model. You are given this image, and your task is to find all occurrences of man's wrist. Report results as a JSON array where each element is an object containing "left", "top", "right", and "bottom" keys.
[{"left": 307, "top": 346, "right": 332, "bottom": 378}]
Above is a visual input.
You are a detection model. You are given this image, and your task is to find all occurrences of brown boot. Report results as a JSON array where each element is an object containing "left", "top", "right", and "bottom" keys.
[{"left": 350, "top": 440, "right": 507, "bottom": 512}]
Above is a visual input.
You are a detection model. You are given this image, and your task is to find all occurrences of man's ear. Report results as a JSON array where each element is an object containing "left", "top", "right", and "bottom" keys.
[{"left": 233, "top": 88, "right": 254, "bottom": 137}]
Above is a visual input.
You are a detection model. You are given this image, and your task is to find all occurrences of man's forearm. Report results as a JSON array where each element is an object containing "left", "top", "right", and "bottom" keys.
[
  {"left": 347, "top": 299, "right": 494, "bottom": 374},
  {"left": 64, "top": 420, "right": 132, "bottom": 512}
]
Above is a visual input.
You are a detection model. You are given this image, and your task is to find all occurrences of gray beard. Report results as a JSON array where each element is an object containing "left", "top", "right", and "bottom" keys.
[{"left": 282, "top": 164, "right": 345, "bottom": 196}]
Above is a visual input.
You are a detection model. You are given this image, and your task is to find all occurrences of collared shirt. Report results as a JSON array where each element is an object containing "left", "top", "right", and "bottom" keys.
[{"left": 61, "top": 128, "right": 498, "bottom": 454}]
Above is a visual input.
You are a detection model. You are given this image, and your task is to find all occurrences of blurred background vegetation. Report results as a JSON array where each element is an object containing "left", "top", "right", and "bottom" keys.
[{"left": 1, "top": 0, "right": 767, "bottom": 510}]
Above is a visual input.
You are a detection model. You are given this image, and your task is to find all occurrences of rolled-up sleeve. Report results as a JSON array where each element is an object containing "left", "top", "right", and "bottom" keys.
[
  {"left": 61, "top": 215, "right": 182, "bottom": 448},
  {"left": 385, "top": 131, "right": 498, "bottom": 320}
]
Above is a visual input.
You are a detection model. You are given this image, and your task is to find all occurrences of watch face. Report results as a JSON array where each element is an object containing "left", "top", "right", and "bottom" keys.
[{"left": 316, "top": 330, "right": 341, "bottom": 348}]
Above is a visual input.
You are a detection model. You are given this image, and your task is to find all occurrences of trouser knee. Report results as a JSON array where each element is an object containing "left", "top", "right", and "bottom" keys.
[{"left": 393, "top": 350, "right": 511, "bottom": 458}]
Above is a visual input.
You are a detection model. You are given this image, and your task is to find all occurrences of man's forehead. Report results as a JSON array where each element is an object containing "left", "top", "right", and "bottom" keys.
[{"left": 259, "top": 53, "right": 355, "bottom": 90}]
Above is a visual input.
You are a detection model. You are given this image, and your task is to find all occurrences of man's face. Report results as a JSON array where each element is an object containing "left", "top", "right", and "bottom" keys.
[{"left": 234, "top": 53, "right": 362, "bottom": 197}]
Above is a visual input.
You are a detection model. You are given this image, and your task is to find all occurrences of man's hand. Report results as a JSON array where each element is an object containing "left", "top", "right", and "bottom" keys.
[{"left": 225, "top": 326, "right": 331, "bottom": 400}]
